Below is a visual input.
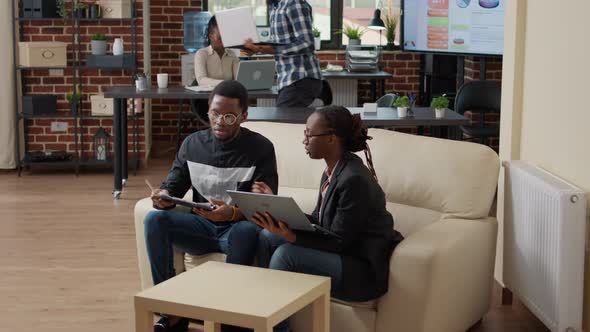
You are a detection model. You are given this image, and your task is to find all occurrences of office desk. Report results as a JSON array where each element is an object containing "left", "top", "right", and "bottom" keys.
[
  {"left": 104, "top": 86, "right": 278, "bottom": 198},
  {"left": 257, "top": 71, "right": 394, "bottom": 107},
  {"left": 322, "top": 70, "right": 392, "bottom": 101},
  {"left": 248, "top": 107, "right": 468, "bottom": 127}
]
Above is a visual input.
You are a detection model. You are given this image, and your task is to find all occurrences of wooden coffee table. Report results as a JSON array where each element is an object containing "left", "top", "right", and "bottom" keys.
[{"left": 134, "top": 261, "right": 331, "bottom": 332}]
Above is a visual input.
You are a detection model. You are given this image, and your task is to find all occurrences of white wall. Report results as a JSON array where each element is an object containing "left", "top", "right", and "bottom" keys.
[
  {"left": 499, "top": 0, "right": 590, "bottom": 329},
  {"left": 0, "top": 0, "right": 16, "bottom": 168}
]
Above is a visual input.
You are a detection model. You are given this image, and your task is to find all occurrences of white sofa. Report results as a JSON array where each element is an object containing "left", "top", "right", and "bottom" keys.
[{"left": 134, "top": 121, "right": 500, "bottom": 332}]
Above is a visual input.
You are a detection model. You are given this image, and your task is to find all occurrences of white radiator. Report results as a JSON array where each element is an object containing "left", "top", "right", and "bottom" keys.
[
  {"left": 256, "top": 78, "right": 359, "bottom": 107},
  {"left": 503, "top": 160, "right": 587, "bottom": 332}
]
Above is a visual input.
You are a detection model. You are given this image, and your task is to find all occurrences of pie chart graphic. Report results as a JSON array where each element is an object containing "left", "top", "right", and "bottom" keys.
[
  {"left": 479, "top": 0, "right": 499, "bottom": 8},
  {"left": 456, "top": 0, "right": 470, "bottom": 8}
]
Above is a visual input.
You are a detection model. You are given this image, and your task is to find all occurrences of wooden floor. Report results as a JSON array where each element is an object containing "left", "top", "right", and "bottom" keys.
[{"left": 0, "top": 159, "right": 549, "bottom": 332}]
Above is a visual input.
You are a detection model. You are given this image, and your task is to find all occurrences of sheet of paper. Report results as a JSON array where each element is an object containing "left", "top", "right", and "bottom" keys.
[
  {"left": 215, "top": 7, "right": 260, "bottom": 48},
  {"left": 185, "top": 85, "right": 215, "bottom": 92}
]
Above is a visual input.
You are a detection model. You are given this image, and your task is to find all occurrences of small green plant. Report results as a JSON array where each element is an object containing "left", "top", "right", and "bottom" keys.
[
  {"left": 91, "top": 33, "right": 106, "bottom": 41},
  {"left": 57, "top": 0, "right": 89, "bottom": 18},
  {"left": 430, "top": 96, "right": 449, "bottom": 110},
  {"left": 312, "top": 27, "right": 321, "bottom": 38},
  {"left": 338, "top": 24, "right": 365, "bottom": 40},
  {"left": 66, "top": 90, "right": 82, "bottom": 104},
  {"left": 392, "top": 95, "right": 411, "bottom": 108},
  {"left": 133, "top": 71, "right": 149, "bottom": 80},
  {"left": 384, "top": 14, "right": 398, "bottom": 44}
]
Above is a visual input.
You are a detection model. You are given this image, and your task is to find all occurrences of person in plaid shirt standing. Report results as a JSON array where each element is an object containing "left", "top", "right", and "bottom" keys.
[{"left": 243, "top": 0, "right": 323, "bottom": 107}]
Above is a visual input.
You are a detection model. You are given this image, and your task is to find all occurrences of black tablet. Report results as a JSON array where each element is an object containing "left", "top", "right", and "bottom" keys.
[{"left": 159, "top": 193, "right": 215, "bottom": 211}]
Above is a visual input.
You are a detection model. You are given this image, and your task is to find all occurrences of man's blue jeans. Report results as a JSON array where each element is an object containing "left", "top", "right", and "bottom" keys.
[{"left": 144, "top": 210, "right": 261, "bottom": 285}]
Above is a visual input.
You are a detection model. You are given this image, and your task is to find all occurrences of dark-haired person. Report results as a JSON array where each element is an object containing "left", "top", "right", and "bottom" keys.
[
  {"left": 194, "top": 16, "right": 239, "bottom": 87},
  {"left": 251, "top": 106, "right": 403, "bottom": 332},
  {"left": 144, "top": 81, "right": 278, "bottom": 332},
  {"left": 242, "top": 0, "right": 322, "bottom": 107}
]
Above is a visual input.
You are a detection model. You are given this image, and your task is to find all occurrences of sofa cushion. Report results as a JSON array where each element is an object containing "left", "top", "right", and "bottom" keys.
[
  {"left": 276, "top": 186, "right": 318, "bottom": 214},
  {"left": 387, "top": 202, "right": 442, "bottom": 237},
  {"left": 366, "top": 128, "right": 499, "bottom": 219}
]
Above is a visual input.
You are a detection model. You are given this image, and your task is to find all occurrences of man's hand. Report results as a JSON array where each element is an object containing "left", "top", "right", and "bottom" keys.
[
  {"left": 151, "top": 188, "right": 175, "bottom": 209},
  {"left": 242, "top": 39, "right": 275, "bottom": 56},
  {"left": 241, "top": 39, "right": 259, "bottom": 56},
  {"left": 192, "top": 197, "right": 234, "bottom": 222},
  {"left": 251, "top": 211, "right": 296, "bottom": 243},
  {"left": 251, "top": 181, "right": 273, "bottom": 195}
]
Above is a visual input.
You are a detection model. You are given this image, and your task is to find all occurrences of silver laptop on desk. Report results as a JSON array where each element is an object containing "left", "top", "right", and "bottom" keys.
[{"left": 236, "top": 60, "right": 275, "bottom": 91}]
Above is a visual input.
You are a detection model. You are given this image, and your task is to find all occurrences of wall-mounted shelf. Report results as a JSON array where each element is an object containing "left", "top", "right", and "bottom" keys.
[{"left": 12, "top": 0, "right": 139, "bottom": 176}]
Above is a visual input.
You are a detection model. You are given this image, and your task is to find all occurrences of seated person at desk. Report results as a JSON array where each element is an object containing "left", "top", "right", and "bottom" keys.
[
  {"left": 194, "top": 16, "right": 239, "bottom": 87},
  {"left": 145, "top": 81, "right": 278, "bottom": 332},
  {"left": 251, "top": 106, "right": 403, "bottom": 332}
]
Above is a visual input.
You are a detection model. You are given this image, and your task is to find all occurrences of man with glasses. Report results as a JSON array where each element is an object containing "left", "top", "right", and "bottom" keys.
[{"left": 144, "top": 80, "right": 278, "bottom": 332}]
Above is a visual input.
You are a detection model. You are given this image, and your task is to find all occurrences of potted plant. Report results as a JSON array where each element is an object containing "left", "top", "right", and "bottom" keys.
[
  {"left": 66, "top": 90, "right": 82, "bottom": 115},
  {"left": 384, "top": 14, "right": 398, "bottom": 50},
  {"left": 313, "top": 27, "right": 321, "bottom": 51},
  {"left": 339, "top": 24, "right": 365, "bottom": 46},
  {"left": 430, "top": 95, "right": 449, "bottom": 118},
  {"left": 90, "top": 33, "right": 107, "bottom": 55},
  {"left": 57, "top": 0, "right": 88, "bottom": 19},
  {"left": 134, "top": 72, "right": 149, "bottom": 91},
  {"left": 392, "top": 95, "right": 411, "bottom": 118}
]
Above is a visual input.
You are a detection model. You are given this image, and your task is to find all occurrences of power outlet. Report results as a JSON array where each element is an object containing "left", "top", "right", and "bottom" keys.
[
  {"left": 48, "top": 69, "right": 64, "bottom": 76},
  {"left": 50, "top": 121, "right": 68, "bottom": 132}
]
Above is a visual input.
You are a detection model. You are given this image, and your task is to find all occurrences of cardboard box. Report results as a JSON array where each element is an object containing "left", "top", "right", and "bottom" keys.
[
  {"left": 91, "top": 95, "right": 135, "bottom": 116},
  {"left": 19, "top": 42, "right": 67, "bottom": 67},
  {"left": 100, "top": 0, "right": 132, "bottom": 19}
]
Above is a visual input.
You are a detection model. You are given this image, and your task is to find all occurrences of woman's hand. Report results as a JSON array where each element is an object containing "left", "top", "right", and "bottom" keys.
[
  {"left": 251, "top": 211, "right": 296, "bottom": 243},
  {"left": 251, "top": 181, "right": 273, "bottom": 195},
  {"left": 192, "top": 197, "right": 234, "bottom": 222}
]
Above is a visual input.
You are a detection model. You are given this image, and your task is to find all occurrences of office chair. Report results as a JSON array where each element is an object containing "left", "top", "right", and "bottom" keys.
[
  {"left": 310, "top": 80, "right": 333, "bottom": 107},
  {"left": 376, "top": 93, "right": 398, "bottom": 107},
  {"left": 454, "top": 80, "right": 501, "bottom": 145}
]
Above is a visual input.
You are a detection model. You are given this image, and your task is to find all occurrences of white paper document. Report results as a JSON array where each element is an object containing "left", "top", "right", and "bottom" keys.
[
  {"left": 215, "top": 7, "right": 260, "bottom": 48},
  {"left": 185, "top": 85, "right": 215, "bottom": 92}
]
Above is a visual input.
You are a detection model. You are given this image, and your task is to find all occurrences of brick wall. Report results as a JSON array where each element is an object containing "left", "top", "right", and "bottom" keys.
[
  {"left": 462, "top": 57, "right": 503, "bottom": 151},
  {"left": 149, "top": 0, "right": 201, "bottom": 144},
  {"left": 464, "top": 57, "right": 503, "bottom": 82}
]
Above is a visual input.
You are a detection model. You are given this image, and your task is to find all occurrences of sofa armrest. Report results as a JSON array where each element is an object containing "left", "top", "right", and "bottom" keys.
[
  {"left": 375, "top": 218, "right": 497, "bottom": 332},
  {"left": 134, "top": 197, "right": 191, "bottom": 290}
]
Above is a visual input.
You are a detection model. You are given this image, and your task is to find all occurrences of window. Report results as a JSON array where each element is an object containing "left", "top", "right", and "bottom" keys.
[
  {"left": 204, "top": 0, "right": 401, "bottom": 48},
  {"left": 309, "top": 0, "right": 331, "bottom": 41},
  {"left": 206, "top": 0, "right": 268, "bottom": 26},
  {"left": 341, "top": 0, "right": 399, "bottom": 46}
]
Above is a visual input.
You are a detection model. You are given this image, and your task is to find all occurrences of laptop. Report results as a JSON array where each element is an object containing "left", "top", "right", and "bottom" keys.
[
  {"left": 236, "top": 60, "right": 276, "bottom": 90},
  {"left": 227, "top": 190, "right": 342, "bottom": 239},
  {"left": 215, "top": 7, "right": 284, "bottom": 48}
]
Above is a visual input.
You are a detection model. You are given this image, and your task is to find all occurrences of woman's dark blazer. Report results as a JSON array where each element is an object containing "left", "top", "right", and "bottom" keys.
[{"left": 294, "top": 152, "right": 403, "bottom": 301}]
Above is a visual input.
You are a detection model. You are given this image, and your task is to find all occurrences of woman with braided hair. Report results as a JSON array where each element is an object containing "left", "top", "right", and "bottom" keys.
[{"left": 250, "top": 105, "right": 403, "bottom": 332}]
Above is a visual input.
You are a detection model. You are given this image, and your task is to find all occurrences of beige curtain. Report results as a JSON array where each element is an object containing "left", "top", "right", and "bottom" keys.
[{"left": 0, "top": 1, "right": 16, "bottom": 169}]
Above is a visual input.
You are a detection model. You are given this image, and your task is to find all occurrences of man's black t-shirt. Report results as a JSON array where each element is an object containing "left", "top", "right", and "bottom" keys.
[{"left": 161, "top": 127, "right": 278, "bottom": 206}]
